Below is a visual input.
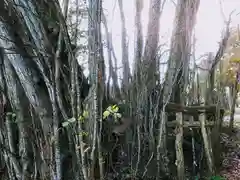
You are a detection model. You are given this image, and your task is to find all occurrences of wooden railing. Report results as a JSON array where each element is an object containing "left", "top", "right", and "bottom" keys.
[{"left": 167, "top": 103, "right": 224, "bottom": 179}]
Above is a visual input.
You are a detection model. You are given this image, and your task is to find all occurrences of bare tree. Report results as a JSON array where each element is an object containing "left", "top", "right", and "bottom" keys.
[
  {"left": 117, "top": 0, "right": 131, "bottom": 96},
  {"left": 142, "top": 0, "right": 166, "bottom": 89},
  {"left": 102, "top": 12, "right": 121, "bottom": 99},
  {"left": 87, "top": 0, "right": 105, "bottom": 179},
  {"left": 158, "top": 0, "right": 200, "bottom": 178}
]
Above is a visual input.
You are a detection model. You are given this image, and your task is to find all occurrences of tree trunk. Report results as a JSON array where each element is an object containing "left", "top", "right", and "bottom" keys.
[
  {"left": 118, "top": 0, "right": 131, "bottom": 96},
  {"left": 158, "top": 0, "right": 200, "bottom": 177},
  {"left": 102, "top": 12, "right": 121, "bottom": 99},
  {"left": 167, "top": 0, "right": 200, "bottom": 104},
  {"left": 0, "top": 1, "right": 89, "bottom": 179},
  {"left": 142, "top": 0, "right": 164, "bottom": 90}
]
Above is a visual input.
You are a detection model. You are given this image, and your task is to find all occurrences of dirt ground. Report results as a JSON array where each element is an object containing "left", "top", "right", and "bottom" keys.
[{"left": 219, "top": 123, "right": 240, "bottom": 180}]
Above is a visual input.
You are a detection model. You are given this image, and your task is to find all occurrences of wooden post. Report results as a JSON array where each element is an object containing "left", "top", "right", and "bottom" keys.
[
  {"left": 175, "top": 112, "right": 184, "bottom": 180},
  {"left": 212, "top": 107, "right": 223, "bottom": 169},
  {"left": 199, "top": 113, "right": 215, "bottom": 175}
]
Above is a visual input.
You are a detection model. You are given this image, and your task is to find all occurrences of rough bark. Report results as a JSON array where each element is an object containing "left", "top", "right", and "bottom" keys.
[
  {"left": 133, "top": 0, "right": 143, "bottom": 80},
  {"left": 158, "top": 0, "right": 200, "bottom": 177},
  {"left": 118, "top": 0, "right": 131, "bottom": 96},
  {"left": 142, "top": 0, "right": 165, "bottom": 89},
  {"left": 167, "top": 0, "right": 200, "bottom": 104},
  {"left": 102, "top": 12, "right": 121, "bottom": 99},
  {"left": 88, "top": 0, "right": 105, "bottom": 179},
  {"left": 0, "top": 0, "right": 89, "bottom": 179}
]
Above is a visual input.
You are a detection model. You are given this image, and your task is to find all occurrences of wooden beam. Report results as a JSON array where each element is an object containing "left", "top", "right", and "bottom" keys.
[
  {"left": 199, "top": 113, "right": 215, "bottom": 175},
  {"left": 165, "top": 103, "right": 224, "bottom": 115},
  {"left": 167, "top": 120, "right": 215, "bottom": 128}
]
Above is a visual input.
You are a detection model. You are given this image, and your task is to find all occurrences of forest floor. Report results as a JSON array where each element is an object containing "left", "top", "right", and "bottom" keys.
[{"left": 219, "top": 108, "right": 240, "bottom": 180}]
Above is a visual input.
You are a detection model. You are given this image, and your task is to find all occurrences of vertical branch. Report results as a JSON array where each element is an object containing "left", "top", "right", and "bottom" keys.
[
  {"left": 175, "top": 112, "right": 185, "bottom": 180},
  {"left": 96, "top": 1, "right": 104, "bottom": 179},
  {"left": 75, "top": 67, "right": 89, "bottom": 180},
  {"left": 52, "top": 24, "right": 62, "bottom": 180},
  {"left": 53, "top": 0, "right": 69, "bottom": 179},
  {"left": 102, "top": 12, "right": 120, "bottom": 99},
  {"left": 229, "top": 77, "right": 238, "bottom": 129},
  {"left": 70, "top": 0, "right": 89, "bottom": 179},
  {"left": 88, "top": 0, "right": 97, "bottom": 178},
  {"left": 199, "top": 113, "right": 215, "bottom": 175},
  {"left": 88, "top": 0, "right": 104, "bottom": 179},
  {"left": 157, "top": 111, "right": 169, "bottom": 178},
  {"left": 118, "top": 0, "right": 131, "bottom": 95},
  {"left": 5, "top": 113, "right": 22, "bottom": 179},
  {"left": 133, "top": 0, "right": 143, "bottom": 79},
  {"left": 142, "top": 0, "right": 166, "bottom": 89},
  {"left": 133, "top": 0, "right": 143, "bottom": 175}
]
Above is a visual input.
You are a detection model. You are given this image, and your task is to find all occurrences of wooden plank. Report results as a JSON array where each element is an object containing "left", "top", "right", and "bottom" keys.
[
  {"left": 199, "top": 113, "right": 215, "bottom": 175},
  {"left": 175, "top": 112, "right": 185, "bottom": 180},
  {"left": 165, "top": 103, "right": 224, "bottom": 115},
  {"left": 167, "top": 120, "right": 215, "bottom": 128},
  {"left": 211, "top": 106, "right": 223, "bottom": 169}
]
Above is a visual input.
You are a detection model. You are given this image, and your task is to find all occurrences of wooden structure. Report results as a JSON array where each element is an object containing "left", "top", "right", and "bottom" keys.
[{"left": 165, "top": 103, "right": 224, "bottom": 179}]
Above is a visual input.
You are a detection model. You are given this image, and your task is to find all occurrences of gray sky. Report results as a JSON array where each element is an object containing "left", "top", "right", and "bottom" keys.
[
  {"left": 103, "top": 0, "right": 240, "bottom": 72},
  {"left": 61, "top": 0, "right": 240, "bottom": 78}
]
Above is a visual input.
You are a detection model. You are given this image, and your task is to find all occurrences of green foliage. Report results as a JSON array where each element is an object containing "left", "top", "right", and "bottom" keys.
[
  {"left": 62, "top": 117, "right": 75, "bottom": 127},
  {"left": 210, "top": 175, "right": 225, "bottom": 180},
  {"left": 78, "top": 131, "right": 88, "bottom": 137},
  {"left": 6, "top": 112, "right": 16, "bottom": 117},
  {"left": 6, "top": 112, "right": 16, "bottom": 122},
  {"left": 103, "top": 104, "right": 122, "bottom": 120},
  {"left": 78, "top": 110, "right": 89, "bottom": 122},
  {"left": 193, "top": 175, "right": 225, "bottom": 180},
  {"left": 62, "top": 104, "right": 122, "bottom": 129},
  {"left": 61, "top": 112, "right": 89, "bottom": 138},
  {"left": 62, "top": 110, "right": 89, "bottom": 127}
]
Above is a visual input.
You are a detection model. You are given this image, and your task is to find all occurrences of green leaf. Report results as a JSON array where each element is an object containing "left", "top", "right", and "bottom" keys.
[
  {"left": 103, "top": 110, "right": 111, "bottom": 119},
  {"left": 6, "top": 112, "right": 12, "bottom": 116},
  {"left": 62, "top": 121, "right": 69, "bottom": 127},
  {"left": 68, "top": 117, "right": 76, "bottom": 123},
  {"left": 210, "top": 176, "right": 225, "bottom": 180},
  {"left": 111, "top": 105, "right": 119, "bottom": 113},
  {"left": 79, "top": 131, "right": 89, "bottom": 137},
  {"left": 106, "top": 106, "right": 113, "bottom": 113},
  {"left": 113, "top": 112, "right": 122, "bottom": 120},
  {"left": 78, "top": 116, "right": 84, "bottom": 121},
  {"left": 82, "top": 110, "right": 89, "bottom": 118},
  {"left": 115, "top": 113, "right": 122, "bottom": 118}
]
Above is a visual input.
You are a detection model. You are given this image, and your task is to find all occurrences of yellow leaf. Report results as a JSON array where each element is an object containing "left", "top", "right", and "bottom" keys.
[
  {"left": 103, "top": 110, "right": 110, "bottom": 119},
  {"left": 78, "top": 116, "right": 84, "bottom": 121},
  {"left": 111, "top": 105, "right": 119, "bottom": 113},
  {"left": 107, "top": 106, "right": 113, "bottom": 113},
  {"left": 79, "top": 131, "right": 89, "bottom": 137},
  {"left": 83, "top": 110, "right": 89, "bottom": 118}
]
